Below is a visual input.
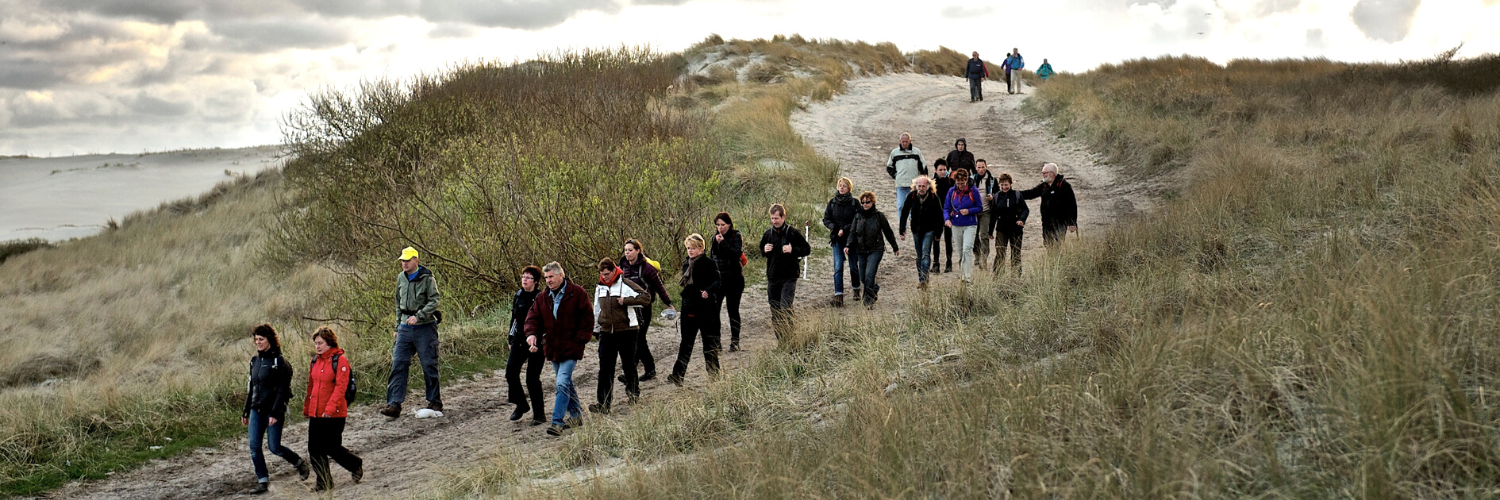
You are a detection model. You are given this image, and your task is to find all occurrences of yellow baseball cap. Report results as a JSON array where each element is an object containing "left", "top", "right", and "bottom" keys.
[{"left": 398, "top": 247, "right": 419, "bottom": 261}]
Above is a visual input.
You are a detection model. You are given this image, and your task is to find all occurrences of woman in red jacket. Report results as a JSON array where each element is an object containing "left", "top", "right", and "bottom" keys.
[{"left": 303, "top": 326, "right": 363, "bottom": 491}]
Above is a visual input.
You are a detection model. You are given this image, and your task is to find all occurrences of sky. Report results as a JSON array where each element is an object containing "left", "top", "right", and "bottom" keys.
[{"left": 2, "top": 0, "right": 1497, "bottom": 156}]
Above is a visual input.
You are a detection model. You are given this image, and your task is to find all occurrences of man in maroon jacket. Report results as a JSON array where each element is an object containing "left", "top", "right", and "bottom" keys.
[{"left": 524, "top": 261, "right": 595, "bottom": 436}]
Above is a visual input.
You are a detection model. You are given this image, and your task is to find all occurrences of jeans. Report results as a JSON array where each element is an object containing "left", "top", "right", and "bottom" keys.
[
  {"left": 247, "top": 409, "right": 302, "bottom": 483},
  {"left": 597, "top": 331, "right": 638, "bottom": 408},
  {"left": 854, "top": 251, "right": 884, "bottom": 305},
  {"left": 632, "top": 303, "right": 657, "bottom": 376},
  {"left": 969, "top": 77, "right": 983, "bottom": 101},
  {"left": 387, "top": 323, "right": 441, "bottom": 406},
  {"left": 307, "top": 417, "right": 361, "bottom": 490},
  {"left": 672, "top": 311, "right": 722, "bottom": 379},
  {"left": 720, "top": 280, "right": 744, "bottom": 344},
  {"left": 998, "top": 230, "right": 1023, "bottom": 274},
  {"left": 895, "top": 186, "right": 912, "bottom": 219},
  {"left": 831, "top": 242, "right": 862, "bottom": 295},
  {"left": 550, "top": 359, "right": 582, "bottom": 426},
  {"left": 954, "top": 224, "right": 978, "bottom": 281},
  {"left": 505, "top": 336, "right": 544, "bottom": 412},
  {"left": 914, "top": 230, "right": 937, "bottom": 284},
  {"left": 767, "top": 278, "right": 798, "bottom": 340}
]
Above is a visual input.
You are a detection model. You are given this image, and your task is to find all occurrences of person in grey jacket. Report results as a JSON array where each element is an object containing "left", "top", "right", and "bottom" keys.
[
  {"left": 381, "top": 246, "right": 443, "bottom": 418},
  {"left": 887, "top": 132, "right": 926, "bottom": 217}
]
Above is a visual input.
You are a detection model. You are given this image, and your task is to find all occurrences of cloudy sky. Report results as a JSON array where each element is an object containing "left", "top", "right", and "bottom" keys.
[{"left": 2, "top": 0, "right": 1496, "bottom": 156}]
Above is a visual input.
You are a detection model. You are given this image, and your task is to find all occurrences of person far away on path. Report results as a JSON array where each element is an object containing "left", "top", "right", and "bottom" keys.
[
  {"left": 900, "top": 174, "right": 945, "bottom": 288},
  {"left": 1008, "top": 48, "right": 1026, "bottom": 94},
  {"left": 844, "top": 191, "right": 900, "bottom": 307},
  {"left": 966, "top": 51, "right": 989, "bottom": 102},
  {"left": 971, "top": 159, "right": 1001, "bottom": 270},
  {"left": 711, "top": 212, "right": 746, "bottom": 352},
  {"left": 618, "top": 239, "right": 674, "bottom": 383},
  {"left": 944, "top": 169, "right": 985, "bottom": 283},
  {"left": 992, "top": 172, "right": 1030, "bottom": 275},
  {"left": 525, "top": 261, "right": 594, "bottom": 437},
  {"left": 1037, "top": 59, "right": 1054, "bottom": 82},
  {"left": 381, "top": 246, "right": 442, "bottom": 419},
  {"left": 887, "top": 132, "right": 926, "bottom": 218},
  {"left": 760, "top": 203, "right": 812, "bottom": 342},
  {"left": 823, "top": 177, "right": 861, "bottom": 307},
  {"left": 670, "top": 234, "right": 723, "bottom": 386},
  {"left": 304, "top": 326, "right": 363, "bottom": 492},
  {"left": 242, "top": 324, "right": 309, "bottom": 494},
  {"left": 506, "top": 265, "right": 547, "bottom": 424},
  {"left": 592, "top": 258, "right": 649, "bottom": 414},
  {"left": 946, "top": 137, "right": 977, "bottom": 181},
  {"left": 932, "top": 159, "right": 956, "bottom": 274},
  {"left": 1020, "top": 162, "right": 1078, "bottom": 249}
]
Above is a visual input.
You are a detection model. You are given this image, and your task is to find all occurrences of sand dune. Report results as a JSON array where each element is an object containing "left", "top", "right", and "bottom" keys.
[{"left": 0, "top": 145, "right": 284, "bottom": 241}]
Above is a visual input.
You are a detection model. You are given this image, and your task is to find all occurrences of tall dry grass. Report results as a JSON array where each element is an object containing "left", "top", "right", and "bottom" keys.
[{"left": 446, "top": 52, "right": 1500, "bottom": 498}]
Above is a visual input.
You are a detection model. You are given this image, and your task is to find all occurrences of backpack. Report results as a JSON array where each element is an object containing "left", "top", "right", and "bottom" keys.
[
  {"left": 645, "top": 256, "right": 661, "bottom": 272},
  {"left": 314, "top": 353, "right": 357, "bottom": 404}
]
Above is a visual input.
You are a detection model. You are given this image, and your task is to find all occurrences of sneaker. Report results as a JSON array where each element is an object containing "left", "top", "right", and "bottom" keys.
[
  {"left": 509, "top": 403, "right": 530, "bottom": 421},
  {"left": 587, "top": 403, "right": 611, "bottom": 415},
  {"left": 546, "top": 424, "right": 565, "bottom": 436},
  {"left": 378, "top": 404, "right": 401, "bottom": 418},
  {"left": 426, "top": 401, "right": 443, "bottom": 412},
  {"left": 251, "top": 482, "right": 269, "bottom": 495},
  {"left": 351, "top": 467, "right": 364, "bottom": 484},
  {"left": 666, "top": 374, "right": 684, "bottom": 387},
  {"left": 296, "top": 459, "right": 311, "bottom": 481}
]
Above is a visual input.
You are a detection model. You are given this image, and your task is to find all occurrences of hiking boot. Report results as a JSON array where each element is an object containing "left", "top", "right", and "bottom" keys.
[
  {"left": 426, "top": 401, "right": 443, "bottom": 412},
  {"left": 666, "top": 374, "right": 684, "bottom": 387},
  {"left": 639, "top": 370, "right": 656, "bottom": 382},
  {"left": 944, "top": 264, "right": 953, "bottom": 273},
  {"left": 546, "top": 424, "right": 565, "bottom": 436},
  {"left": 564, "top": 416, "right": 585, "bottom": 429},
  {"left": 509, "top": 402, "right": 530, "bottom": 421},
  {"left": 729, "top": 341, "right": 740, "bottom": 352},
  {"left": 588, "top": 403, "right": 611, "bottom": 415},
  {"left": 831, "top": 294, "right": 844, "bottom": 308},
  {"left": 531, "top": 413, "right": 547, "bottom": 426},
  {"left": 378, "top": 403, "right": 402, "bottom": 418},
  {"left": 918, "top": 281, "right": 929, "bottom": 290},
  {"left": 852, "top": 288, "right": 862, "bottom": 301},
  {"left": 296, "top": 458, "right": 311, "bottom": 481},
  {"left": 251, "top": 482, "right": 269, "bottom": 495},
  {"left": 351, "top": 467, "right": 364, "bottom": 484}
]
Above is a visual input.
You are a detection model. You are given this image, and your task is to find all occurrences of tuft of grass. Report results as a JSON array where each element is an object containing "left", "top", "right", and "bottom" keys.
[{"left": 0, "top": 239, "right": 52, "bottom": 266}]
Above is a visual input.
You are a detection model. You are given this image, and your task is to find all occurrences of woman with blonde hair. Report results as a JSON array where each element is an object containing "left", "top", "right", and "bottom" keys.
[
  {"left": 821, "top": 176, "right": 860, "bottom": 307},
  {"left": 667, "top": 234, "right": 722, "bottom": 386},
  {"left": 303, "top": 326, "right": 363, "bottom": 491}
]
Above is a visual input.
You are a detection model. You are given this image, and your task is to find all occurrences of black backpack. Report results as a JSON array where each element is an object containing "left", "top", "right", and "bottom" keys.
[{"left": 313, "top": 353, "right": 358, "bottom": 404}]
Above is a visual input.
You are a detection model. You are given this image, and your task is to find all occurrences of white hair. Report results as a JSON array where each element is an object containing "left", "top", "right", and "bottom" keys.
[
  {"left": 1042, "top": 162, "right": 1058, "bottom": 174},
  {"left": 542, "top": 261, "right": 565, "bottom": 277}
]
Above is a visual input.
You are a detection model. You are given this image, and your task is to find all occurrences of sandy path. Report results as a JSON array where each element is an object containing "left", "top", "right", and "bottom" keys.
[{"left": 46, "top": 73, "right": 1147, "bottom": 500}]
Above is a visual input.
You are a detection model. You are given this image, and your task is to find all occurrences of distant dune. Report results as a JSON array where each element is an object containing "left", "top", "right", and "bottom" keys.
[{"left": 0, "top": 145, "right": 284, "bottom": 241}]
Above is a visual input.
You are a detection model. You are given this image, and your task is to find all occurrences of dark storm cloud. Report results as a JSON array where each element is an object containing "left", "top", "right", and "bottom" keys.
[
  {"left": 130, "top": 92, "right": 193, "bottom": 116},
  {"left": 0, "top": 60, "right": 69, "bottom": 89},
  {"left": 1350, "top": 0, "right": 1422, "bottom": 42}
]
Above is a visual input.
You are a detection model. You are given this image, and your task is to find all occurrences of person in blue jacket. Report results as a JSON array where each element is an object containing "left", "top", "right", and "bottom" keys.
[
  {"left": 1007, "top": 48, "right": 1026, "bottom": 94},
  {"left": 966, "top": 51, "right": 989, "bottom": 103},
  {"left": 943, "top": 169, "right": 985, "bottom": 283},
  {"left": 1036, "top": 59, "right": 1054, "bottom": 81}
]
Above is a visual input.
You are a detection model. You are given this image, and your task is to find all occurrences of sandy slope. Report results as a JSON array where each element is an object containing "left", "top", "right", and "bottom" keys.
[
  {"left": 0, "top": 146, "right": 283, "bottom": 241},
  {"left": 45, "top": 74, "right": 1150, "bottom": 499}
]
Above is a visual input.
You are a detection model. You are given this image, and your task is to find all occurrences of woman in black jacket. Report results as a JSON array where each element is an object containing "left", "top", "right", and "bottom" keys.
[
  {"left": 668, "top": 234, "right": 722, "bottom": 386},
  {"left": 844, "top": 192, "right": 900, "bottom": 307},
  {"left": 821, "top": 177, "right": 860, "bottom": 306},
  {"left": 710, "top": 212, "right": 746, "bottom": 351},
  {"left": 242, "top": 324, "right": 309, "bottom": 494},
  {"left": 505, "top": 265, "right": 547, "bottom": 424}
]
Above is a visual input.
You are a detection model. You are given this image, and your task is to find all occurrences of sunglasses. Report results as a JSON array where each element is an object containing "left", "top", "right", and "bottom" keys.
[{"left": 860, "top": 201, "right": 873, "bottom": 205}]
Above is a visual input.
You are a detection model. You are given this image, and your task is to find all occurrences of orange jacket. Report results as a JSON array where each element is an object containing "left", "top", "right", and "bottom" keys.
[{"left": 303, "top": 348, "right": 351, "bottom": 418}]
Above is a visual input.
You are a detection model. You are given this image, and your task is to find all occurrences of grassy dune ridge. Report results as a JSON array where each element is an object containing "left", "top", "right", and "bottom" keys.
[{"left": 447, "top": 53, "right": 1500, "bottom": 497}]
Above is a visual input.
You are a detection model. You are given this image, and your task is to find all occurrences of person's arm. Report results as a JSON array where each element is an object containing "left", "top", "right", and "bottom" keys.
[
  {"left": 524, "top": 296, "right": 545, "bottom": 342},
  {"left": 880, "top": 215, "right": 899, "bottom": 253},
  {"left": 886, "top": 149, "right": 897, "bottom": 169},
  {"left": 1019, "top": 182, "right": 1044, "bottom": 200},
  {"left": 416, "top": 274, "right": 440, "bottom": 323},
  {"left": 242, "top": 360, "right": 254, "bottom": 420},
  {"left": 760, "top": 231, "right": 775, "bottom": 257},
  {"left": 846, "top": 216, "right": 863, "bottom": 251},
  {"left": 702, "top": 259, "right": 721, "bottom": 296},
  {"left": 643, "top": 264, "right": 673, "bottom": 308},
  {"left": 323, "top": 357, "right": 349, "bottom": 417},
  {"left": 1062, "top": 183, "right": 1079, "bottom": 227},
  {"left": 1018, "top": 194, "right": 1031, "bottom": 225},
  {"left": 982, "top": 61, "right": 989, "bottom": 79},
  {"left": 623, "top": 279, "right": 651, "bottom": 307},
  {"left": 270, "top": 360, "right": 293, "bottom": 422},
  {"left": 727, "top": 231, "right": 743, "bottom": 258},
  {"left": 790, "top": 228, "right": 813, "bottom": 258},
  {"left": 303, "top": 359, "right": 315, "bottom": 417},
  {"left": 575, "top": 290, "right": 597, "bottom": 344},
  {"left": 943, "top": 192, "right": 955, "bottom": 223},
  {"left": 898, "top": 196, "right": 912, "bottom": 235},
  {"left": 822, "top": 200, "right": 838, "bottom": 233}
]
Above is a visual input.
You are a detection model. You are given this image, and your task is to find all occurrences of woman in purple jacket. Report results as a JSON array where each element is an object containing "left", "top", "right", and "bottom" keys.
[{"left": 943, "top": 169, "right": 984, "bottom": 283}]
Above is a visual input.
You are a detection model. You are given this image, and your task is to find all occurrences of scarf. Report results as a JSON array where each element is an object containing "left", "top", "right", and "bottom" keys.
[{"left": 680, "top": 255, "right": 698, "bottom": 288}]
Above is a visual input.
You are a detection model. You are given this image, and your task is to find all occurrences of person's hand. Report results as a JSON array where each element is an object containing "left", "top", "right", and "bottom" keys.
[
  {"left": 899, "top": 233, "right": 906, "bottom": 241},
  {"left": 1068, "top": 225, "right": 1077, "bottom": 233},
  {"left": 321, "top": 412, "right": 331, "bottom": 418},
  {"left": 1017, "top": 221, "right": 1025, "bottom": 227},
  {"left": 781, "top": 244, "right": 792, "bottom": 253},
  {"left": 715, "top": 233, "right": 724, "bottom": 242},
  {"left": 269, "top": 417, "right": 278, "bottom": 426},
  {"left": 763, "top": 243, "right": 774, "bottom": 253},
  {"left": 960, "top": 209, "right": 970, "bottom": 215},
  {"left": 527, "top": 335, "right": 538, "bottom": 348},
  {"left": 893, "top": 250, "right": 900, "bottom": 256},
  {"left": 985, "top": 194, "right": 993, "bottom": 201},
  {"left": 617, "top": 297, "right": 625, "bottom": 305},
  {"left": 701, "top": 290, "right": 709, "bottom": 299},
  {"left": 242, "top": 417, "right": 248, "bottom": 426},
  {"left": 837, "top": 229, "right": 844, "bottom": 237},
  {"left": 842, "top": 247, "right": 849, "bottom": 255},
  {"left": 945, "top": 220, "right": 953, "bottom": 227},
  {"left": 405, "top": 316, "right": 418, "bottom": 326}
]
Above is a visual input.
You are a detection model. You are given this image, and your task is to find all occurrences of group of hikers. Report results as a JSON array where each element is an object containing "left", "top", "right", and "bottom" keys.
[
  {"left": 234, "top": 73, "right": 1080, "bottom": 494},
  {"left": 964, "top": 47, "right": 1055, "bottom": 102}
]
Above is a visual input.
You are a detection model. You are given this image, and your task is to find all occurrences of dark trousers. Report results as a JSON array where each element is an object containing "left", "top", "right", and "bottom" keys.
[
  {"left": 854, "top": 251, "right": 884, "bottom": 305},
  {"left": 387, "top": 323, "right": 441, "bottom": 406},
  {"left": 632, "top": 304, "right": 657, "bottom": 376},
  {"left": 1043, "top": 225, "right": 1068, "bottom": 249},
  {"left": 969, "top": 77, "right": 983, "bottom": 101},
  {"left": 932, "top": 226, "right": 953, "bottom": 269},
  {"left": 307, "top": 417, "right": 361, "bottom": 490},
  {"left": 505, "top": 336, "right": 544, "bottom": 412},
  {"left": 767, "top": 278, "right": 798, "bottom": 340},
  {"left": 997, "top": 230, "right": 1023, "bottom": 273},
  {"left": 673, "top": 312, "right": 721, "bottom": 378},
  {"left": 597, "top": 330, "right": 638, "bottom": 408},
  {"left": 719, "top": 282, "right": 744, "bottom": 344}
]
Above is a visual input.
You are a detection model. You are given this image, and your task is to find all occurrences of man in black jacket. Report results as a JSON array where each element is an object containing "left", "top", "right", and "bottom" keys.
[
  {"left": 991, "top": 173, "right": 1031, "bottom": 274},
  {"left": 899, "top": 175, "right": 944, "bottom": 287},
  {"left": 1019, "top": 163, "right": 1077, "bottom": 249},
  {"left": 966, "top": 51, "right": 988, "bottom": 102},
  {"left": 759, "top": 204, "right": 811, "bottom": 340}
]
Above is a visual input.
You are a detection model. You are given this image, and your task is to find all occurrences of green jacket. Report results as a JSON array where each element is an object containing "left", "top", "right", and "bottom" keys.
[{"left": 397, "top": 265, "right": 441, "bottom": 326}]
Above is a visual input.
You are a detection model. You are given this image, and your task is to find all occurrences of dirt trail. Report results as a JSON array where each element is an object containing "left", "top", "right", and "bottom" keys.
[{"left": 46, "top": 73, "right": 1147, "bottom": 500}]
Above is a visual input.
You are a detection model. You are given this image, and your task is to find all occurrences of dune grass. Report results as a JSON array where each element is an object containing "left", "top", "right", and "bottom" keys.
[{"left": 441, "top": 52, "right": 1500, "bottom": 498}]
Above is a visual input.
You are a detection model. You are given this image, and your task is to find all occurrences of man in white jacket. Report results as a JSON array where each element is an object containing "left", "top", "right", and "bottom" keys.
[{"left": 887, "top": 132, "right": 927, "bottom": 217}]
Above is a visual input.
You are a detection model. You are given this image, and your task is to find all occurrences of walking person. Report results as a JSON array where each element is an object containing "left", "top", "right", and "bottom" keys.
[
  {"left": 1036, "top": 59, "right": 1054, "bottom": 82},
  {"left": 591, "top": 258, "right": 649, "bottom": 413},
  {"left": 945, "top": 138, "right": 977, "bottom": 180},
  {"left": 992, "top": 172, "right": 1030, "bottom": 275},
  {"left": 380, "top": 247, "right": 442, "bottom": 419},
  {"left": 886, "top": 132, "right": 926, "bottom": 217},
  {"left": 844, "top": 192, "right": 900, "bottom": 307},
  {"left": 304, "top": 327, "right": 363, "bottom": 492},
  {"left": 1020, "top": 162, "right": 1078, "bottom": 249},
  {"left": 966, "top": 51, "right": 989, "bottom": 102},
  {"left": 619, "top": 239, "right": 675, "bottom": 382},
  {"left": 242, "top": 324, "right": 308, "bottom": 494},
  {"left": 669, "top": 234, "right": 722, "bottom": 385},
  {"left": 899, "top": 175, "right": 944, "bottom": 288},
  {"left": 972, "top": 159, "right": 1001, "bottom": 270},
  {"left": 525, "top": 262, "right": 594, "bottom": 436},
  {"left": 1001, "top": 52, "right": 1014, "bottom": 94},
  {"left": 822, "top": 177, "right": 861, "bottom": 307},
  {"left": 932, "top": 159, "right": 956, "bottom": 273},
  {"left": 944, "top": 170, "right": 985, "bottom": 283},
  {"left": 505, "top": 266, "right": 547, "bottom": 424},
  {"left": 1008, "top": 48, "right": 1026, "bottom": 94},
  {"left": 710, "top": 212, "right": 746, "bottom": 351},
  {"left": 759, "top": 204, "right": 812, "bottom": 341}
]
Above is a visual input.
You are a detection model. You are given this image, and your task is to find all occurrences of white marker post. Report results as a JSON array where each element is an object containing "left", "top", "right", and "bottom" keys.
[{"left": 801, "top": 222, "right": 810, "bottom": 280}]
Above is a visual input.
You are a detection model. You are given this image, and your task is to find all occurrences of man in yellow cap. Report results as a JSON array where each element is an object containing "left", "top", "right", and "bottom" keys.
[{"left": 380, "top": 246, "right": 443, "bottom": 418}]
